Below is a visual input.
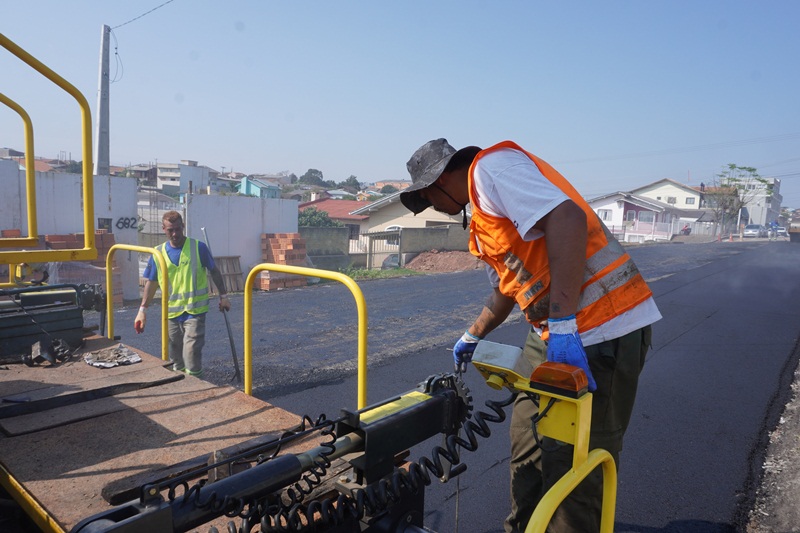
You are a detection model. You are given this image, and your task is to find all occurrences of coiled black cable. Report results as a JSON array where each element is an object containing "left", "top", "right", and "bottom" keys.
[
  {"left": 250, "top": 391, "right": 517, "bottom": 532},
  {"left": 159, "top": 412, "right": 340, "bottom": 527}
]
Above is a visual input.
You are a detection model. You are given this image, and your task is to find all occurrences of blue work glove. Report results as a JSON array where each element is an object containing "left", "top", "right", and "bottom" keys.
[
  {"left": 546, "top": 315, "right": 597, "bottom": 392},
  {"left": 453, "top": 330, "right": 481, "bottom": 373}
]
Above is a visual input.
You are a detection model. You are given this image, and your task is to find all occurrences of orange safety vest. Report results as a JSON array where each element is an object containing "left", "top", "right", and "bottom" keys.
[{"left": 467, "top": 141, "right": 652, "bottom": 334}]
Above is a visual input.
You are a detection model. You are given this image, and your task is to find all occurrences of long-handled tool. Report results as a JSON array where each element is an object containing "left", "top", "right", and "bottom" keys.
[{"left": 201, "top": 227, "right": 242, "bottom": 383}]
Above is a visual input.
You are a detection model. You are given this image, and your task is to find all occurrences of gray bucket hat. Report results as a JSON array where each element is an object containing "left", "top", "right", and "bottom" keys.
[{"left": 400, "top": 138, "right": 457, "bottom": 214}]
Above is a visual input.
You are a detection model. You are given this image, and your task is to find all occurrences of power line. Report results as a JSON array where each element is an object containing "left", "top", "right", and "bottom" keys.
[{"left": 112, "top": 0, "right": 177, "bottom": 30}]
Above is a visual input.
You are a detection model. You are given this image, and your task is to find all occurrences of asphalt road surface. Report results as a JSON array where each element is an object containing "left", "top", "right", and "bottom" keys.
[{"left": 113, "top": 240, "right": 800, "bottom": 532}]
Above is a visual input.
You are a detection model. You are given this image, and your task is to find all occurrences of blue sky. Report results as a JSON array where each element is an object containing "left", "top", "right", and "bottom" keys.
[{"left": 3, "top": 1, "right": 800, "bottom": 206}]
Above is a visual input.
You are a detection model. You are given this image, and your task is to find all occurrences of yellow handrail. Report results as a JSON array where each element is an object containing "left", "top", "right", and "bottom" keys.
[
  {"left": 0, "top": 32, "right": 96, "bottom": 264},
  {"left": 106, "top": 244, "right": 170, "bottom": 361},
  {"left": 244, "top": 264, "right": 369, "bottom": 408},
  {"left": 0, "top": 464, "right": 65, "bottom": 533},
  {"left": 474, "top": 358, "right": 618, "bottom": 533},
  {"left": 0, "top": 92, "right": 38, "bottom": 246},
  {"left": 524, "top": 448, "right": 617, "bottom": 533}
]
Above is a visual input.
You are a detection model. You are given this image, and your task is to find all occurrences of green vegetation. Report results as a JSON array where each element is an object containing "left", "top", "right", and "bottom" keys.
[
  {"left": 338, "top": 267, "right": 419, "bottom": 280},
  {"left": 298, "top": 207, "right": 344, "bottom": 227}
]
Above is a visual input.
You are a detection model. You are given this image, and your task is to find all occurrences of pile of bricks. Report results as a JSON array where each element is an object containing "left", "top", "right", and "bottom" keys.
[
  {"left": 257, "top": 233, "right": 308, "bottom": 291},
  {"left": 44, "top": 230, "right": 123, "bottom": 305}
]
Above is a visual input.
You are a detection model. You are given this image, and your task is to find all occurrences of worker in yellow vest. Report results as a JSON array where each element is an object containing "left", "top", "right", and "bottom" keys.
[
  {"left": 400, "top": 139, "right": 662, "bottom": 533},
  {"left": 135, "top": 210, "right": 231, "bottom": 378}
]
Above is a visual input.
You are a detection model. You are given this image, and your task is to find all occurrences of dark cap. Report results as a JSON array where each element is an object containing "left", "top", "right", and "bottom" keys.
[{"left": 400, "top": 138, "right": 457, "bottom": 214}]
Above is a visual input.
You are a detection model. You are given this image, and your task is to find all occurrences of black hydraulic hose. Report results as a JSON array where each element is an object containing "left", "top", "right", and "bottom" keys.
[{"left": 253, "top": 391, "right": 517, "bottom": 533}]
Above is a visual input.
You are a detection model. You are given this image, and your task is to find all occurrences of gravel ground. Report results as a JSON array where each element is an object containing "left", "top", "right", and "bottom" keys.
[{"left": 746, "top": 362, "right": 800, "bottom": 532}]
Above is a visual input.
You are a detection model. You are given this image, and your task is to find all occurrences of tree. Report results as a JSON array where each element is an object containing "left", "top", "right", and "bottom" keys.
[
  {"left": 299, "top": 169, "right": 325, "bottom": 187},
  {"left": 298, "top": 207, "right": 344, "bottom": 227},
  {"left": 64, "top": 161, "right": 82, "bottom": 174},
  {"left": 704, "top": 164, "right": 769, "bottom": 236},
  {"left": 340, "top": 175, "right": 361, "bottom": 193},
  {"left": 379, "top": 185, "right": 398, "bottom": 194}
]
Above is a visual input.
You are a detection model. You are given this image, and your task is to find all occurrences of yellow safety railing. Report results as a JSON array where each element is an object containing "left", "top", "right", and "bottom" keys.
[
  {"left": 244, "top": 264, "right": 369, "bottom": 408},
  {"left": 525, "top": 448, "right": 617, "bottom": 533},
  {"left": 106, "top": 244, "right": 170, "bottom": 362},
  {"left": 472, "top": 355, "right": 617, "bottom": 533},
  {"left": 520, "top": 384, "right": 617, "bottom": 533},
  {"left": 0, "top": 32, "right": 96, "bottom": 264},
  {"left": 0, "top": 92, "right": 38, "bottom": 247},
  {"left": 0, "top": 464, "right": 65, "bottom": 533}
]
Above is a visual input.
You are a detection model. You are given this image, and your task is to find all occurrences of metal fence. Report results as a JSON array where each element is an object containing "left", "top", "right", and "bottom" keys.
[{"left": 350, "top": 229, "right": 402, "bottom": 269}]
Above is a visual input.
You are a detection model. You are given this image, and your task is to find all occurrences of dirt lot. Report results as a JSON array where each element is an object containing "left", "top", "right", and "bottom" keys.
[{"left": 405, "top": 250, "right": 483, "bottom": 272}]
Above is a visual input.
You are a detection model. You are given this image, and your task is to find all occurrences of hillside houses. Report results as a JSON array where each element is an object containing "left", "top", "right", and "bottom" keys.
[{"left": 3, "top": 146, "right": 788, "bottom": 246}]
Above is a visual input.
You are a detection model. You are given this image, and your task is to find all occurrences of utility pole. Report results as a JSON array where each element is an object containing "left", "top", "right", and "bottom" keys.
[{"left": 94, "top": 24, "right": 111, "bottom": 177}]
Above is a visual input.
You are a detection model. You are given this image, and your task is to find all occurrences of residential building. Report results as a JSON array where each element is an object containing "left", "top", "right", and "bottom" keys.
[
  {"left": 326, "top": 189, "right": 356, "bottom": 200},
  {"left": 125, "top": 164, "right": 158, "bottom": 186},
  {"left": 587, "top": 191, "right": 699, "bottom": 243},
  {"left": 728, "top": 176, "right": 782, "bottom": 226},
  {"left": 0, "top": 148, "right": 24, "bottom": 158},
  {"left": 374, "top": 180, "right": 411, "bottom": 191},
  {"left": 629, "top": 178, "right": 705, "bottom": 210},
  {"left": 238, "top": 176, "right": 281, "bottom": 199},
  {"left": 350, "top": 192, "right": 462, "bottom": 232},
  {"left": 156, "top": 160, "right": 219, "bottom": 196},
  {"left": 299, "top": 198, "right": 369, "bottom": 239},
  {"left": 251, "top": 172, "right": 294, "bottom": 186}
]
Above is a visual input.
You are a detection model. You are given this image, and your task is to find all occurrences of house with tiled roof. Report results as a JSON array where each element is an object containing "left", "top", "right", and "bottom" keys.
[
  {"left": 299, "top": 198, "right": 370, "bottom": 239},
  {"left": 10, "top": 156, "right": 62, "bottom": 173}
]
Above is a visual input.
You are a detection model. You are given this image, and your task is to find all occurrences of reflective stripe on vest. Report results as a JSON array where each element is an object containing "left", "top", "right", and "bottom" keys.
[
  {"left": 155, "top": 238, "right": 210, "bottom": 319},
  {"left": 467, "top": 141, "right": 652, "bottom": 334}
]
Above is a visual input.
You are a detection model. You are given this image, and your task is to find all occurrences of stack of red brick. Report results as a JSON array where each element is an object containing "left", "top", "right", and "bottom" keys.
[
  {"left": 257, "top": 233, "right": 308, "bottom": 291},
  {"left": 44, "top": 230, "right": 123, "bottom": 305}
]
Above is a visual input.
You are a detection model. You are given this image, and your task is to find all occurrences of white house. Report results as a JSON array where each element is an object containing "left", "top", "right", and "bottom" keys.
[
  {"left": 629, "top": 178, "right": 704, "bottom": 210},
  {"left": 587, "top": 191, "right": 702, "bottom": 243},
  {"left": 350, "top": 192, "right": 462, "bottom": 232}
]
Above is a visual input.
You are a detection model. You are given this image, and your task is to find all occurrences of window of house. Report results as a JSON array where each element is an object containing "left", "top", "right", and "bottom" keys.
[
  {"left": 626, "top": 210, "right": 636, "bottom": 221},
  {"left": 685, "top": 198, "right": 695, "bottom": 205},
  {"left": 666, "top": 196, "right": 677, "bottom": 204},
  {"left": 98, "top": 218, "right": 112, "bottom": 233},
  {"left": 597, "top": 209, "right": 612, "bottom": 221},
  {"left": 639, "top": 211, "right": 655, "bottom": 223}
]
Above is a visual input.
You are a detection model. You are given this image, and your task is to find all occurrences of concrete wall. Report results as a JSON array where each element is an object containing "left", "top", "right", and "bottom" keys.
[
  {"left": 401, "top": 225, "right": 469, "bottom": 253},
  {"left": 298, "top": 226, "right": 352, "bottom": 271},
  {"left": 182, "top": 194, "right": 299, "bottom": 275},
  {"left": 0, "top": 160, "right": 140, "bottom": 299},
  {"left": 1, "top": 162, "right": 299, "bottom": 298}
]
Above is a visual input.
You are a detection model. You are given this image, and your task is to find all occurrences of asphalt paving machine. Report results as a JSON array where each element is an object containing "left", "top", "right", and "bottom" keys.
[{"left": 69, "top": 341, "right": 614, "bottom": 533}]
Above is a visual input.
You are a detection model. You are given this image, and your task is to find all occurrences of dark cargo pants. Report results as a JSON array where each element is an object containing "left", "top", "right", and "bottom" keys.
[{"left": 504, "top": 325, "right": 651, "bottom": 533}]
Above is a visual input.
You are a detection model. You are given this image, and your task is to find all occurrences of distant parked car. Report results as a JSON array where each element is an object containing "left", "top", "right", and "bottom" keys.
[
  {"left": 743, "top": 224, "right": 766, "bottom": 238},
  {"left": 777, "top": 226, "right": 788, "bottom": 237}
]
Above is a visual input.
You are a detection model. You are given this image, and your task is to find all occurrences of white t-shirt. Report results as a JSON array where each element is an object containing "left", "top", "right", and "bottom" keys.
[{"left": 472, "top": 148, "right": 662, "bottom": 346}]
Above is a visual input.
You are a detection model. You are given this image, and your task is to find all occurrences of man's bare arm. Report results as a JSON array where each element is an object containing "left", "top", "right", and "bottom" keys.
[
  {"left": 209, "top": 266, "right": 227, "bottom": 296},
  {"left": 140, "top": 279, "right": 159, "bottom": 308},
  {"left": 468, "top": 287, "right": 516, "bottom": 338},
  {"left": 535, "top": 200, "right": 587, "bottom": 318}
]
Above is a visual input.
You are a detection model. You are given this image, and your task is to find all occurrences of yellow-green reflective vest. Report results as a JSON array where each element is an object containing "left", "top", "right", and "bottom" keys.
[{"left": 155, "top": 238, "right": 210, "bottom": 319}]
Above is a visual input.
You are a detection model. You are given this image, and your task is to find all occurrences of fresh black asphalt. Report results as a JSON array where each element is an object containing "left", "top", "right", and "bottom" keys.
[{"left": 115, "top": 241, "right": 800, "bottom": 532}]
